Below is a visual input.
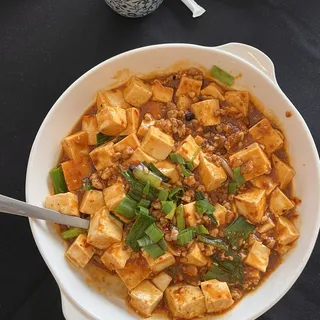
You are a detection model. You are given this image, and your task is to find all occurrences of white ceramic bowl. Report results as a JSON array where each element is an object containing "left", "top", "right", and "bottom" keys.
[{"left": 26, "top": 43, "right": 320, "bottom": 320}]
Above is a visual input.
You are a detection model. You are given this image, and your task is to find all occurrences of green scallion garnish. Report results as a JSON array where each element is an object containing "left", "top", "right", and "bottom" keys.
[
  {"left": 211, "top": 65, "right": 235, "bottom": 86},
  {"left": 137, "top": 235, "right": 154, "bottom": 247},
  {"left": 143, "top": 180, "right": 150, "bottom": 195},
  {"left": 61, "top": 227, "right": 84, "bottom": 240},
  {"left": 198, "top": 235, "right": 229, "bottom": 250},
  {"left": 50, "top": 167, "right": 67, "bottom": 194},
  {"left": 138, "top": 198, "right": 151, "bottom": 208},
  {"left": 145, "top": 223, "right": 164, "bottom": 243},
  {"left": 176, "top": 205, "right": 185, "bottom": 230},
  {"left": 143, "top": 162, "right": 170, "bottom": 183},
  {"left": 158, "top": 238, "right": 168, "bottom": 251},
  {"left": 96, "top": 132, "right": 113, "bottom": 146},
  {"left": 169, "top": 153, "right": 186, "bottom": 165},
  {"left": 143, "top": 244, "right": 165, "bottom": 259},
  {"left": 177, "top": 228, "right": 195, "bottom": 245},
  {"left": 158, "top": 189, "right": 169, "bottom": 201},
  {"left": 161, "top": 201, "right": 177, "bottom": 220},
  {"left": 168, "top": 187, "right": 184, "bottom": 201},
  {"left": 180, "top": 164, "right": 192, "bottom": 177},
  {"left": 114, "top": 196, "right": 137, "bottom": 219}
]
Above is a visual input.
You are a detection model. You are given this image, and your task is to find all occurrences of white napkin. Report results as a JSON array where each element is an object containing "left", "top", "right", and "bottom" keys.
[{"left": 181, "top": 0, "right": 206, "bottom": 18}]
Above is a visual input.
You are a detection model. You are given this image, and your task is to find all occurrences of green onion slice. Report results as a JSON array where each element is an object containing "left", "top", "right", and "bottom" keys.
[
  {"left": 195, "top": 191, "right": 205, "bottom": 201},
  {"left": 233, "top": 167, "right": 245, "bottom": 186},
  {"left": 195, "top": 199, "right": 214, "bottom": 215},
  {"left": 158, "top": 189, "right": 169, "bottom": 201},
  {"left": 145, "top": 223, "right": 164, "bottom": 243},
  {"left": 138, "top": 198, "right": 151, "bottom": 208},
  {"left": 158, "top": 238, "right": 168, "bottom": 251},
  {"left": 198, "top": 235, "right": 229, "bottom": 250},
  {"left": 161, "top": 201, "right": 177, "bottom": 220},
  {"left": 228, "top": 182, "right": 237, "bottom": 194},
  {"left": 177, "top": 228, "right": 195, "bottom": 245},
  {"left": 211, "top": 65, "right": 235, "bottom": 86},
  {"left": 96, "top": 133, "right": 113, "bottom": 146},
  {"left": 169, "top": 153, "right": 186, "bottom": 165},
  {"left": 114, "top": 196, "right": 137, "bottom": 219},
  {"left": 143, "top": 244, "right": 165, "bottom": 259},
  {"left": 176, "top": 205, "right": 185, "bottom": 230},
  {"left": 168, "top": 187, "right": 184, "bottom": 201},
  {"left": 61, "top": 227, "right": 84, "bottom": 240},
  {"left": 50, "top": 167, "right": 67, "bottom": 194},
  {"left": 143, "top": 162, "right": 170, "bottom": 183},
  {"left": 180, "top": 164, "right": 192, "bottom": 177},
  {"left": 137, "top": 235, "right": 154, "bottom": 247},
  {"left": 224, "top": 216, "right": 255, "bottom": 249}
]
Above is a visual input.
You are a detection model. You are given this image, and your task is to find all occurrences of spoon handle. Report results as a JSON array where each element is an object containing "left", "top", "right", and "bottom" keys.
[{"left": 0, "top": 194, "right": 89, "bottom": 229}]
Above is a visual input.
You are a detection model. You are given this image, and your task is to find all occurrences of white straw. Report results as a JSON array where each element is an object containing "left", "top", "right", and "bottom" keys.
[{"left": 181, "top": 0, "right": 206, "bottom": 18}]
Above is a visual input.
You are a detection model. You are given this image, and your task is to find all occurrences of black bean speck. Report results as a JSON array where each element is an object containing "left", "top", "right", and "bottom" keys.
[{"left": 185, "top": 111, "right": 195, "bottom": 121}]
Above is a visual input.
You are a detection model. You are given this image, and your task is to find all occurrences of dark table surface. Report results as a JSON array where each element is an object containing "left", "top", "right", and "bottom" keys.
[{"left": 1, "top": 0, "right": 320, "bottom": 319}]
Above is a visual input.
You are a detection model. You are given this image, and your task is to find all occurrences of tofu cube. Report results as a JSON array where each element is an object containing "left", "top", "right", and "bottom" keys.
[
  {"left": 89, "top": 142, "right": 114, "bottom": 170},
  {"left": 45, "top": 192, "right": 79, "bottom": 216},
  {"left": 201, "top": 280, "right": 234, "bottom": 312},
  {"left": 142, "top": 251, "right": 175, "bottom": 273},
  {"left": 151, "top": 80, "right": 174, "bottom": 103},
  {"left": 120, "top": 107, "right": 141, "bottom": 136},
  {"left": 96, "top": 89, "right": 131, "bottom": 111},
  {"left": 129, "top": 280, "right": 163, "bottom": 317},
  {"left": 213, "top": 203, "right": 227, "bottom": 226},
  {"left": 175, "top": 135, "right": 201, "bottom": 168},
  {"left": 225, "top": 91, "right": 249, "bottom": 116},
  {"left": 185, "top": 243, "right": 208, "bottom": 267},
  {"left": 200, "top": 83, "right": 225, "bottom": 101},
  {"left": 229, "top": 143, "right": 271, "bottom": 181},
  {"left": 79, "top": 190, "right": 105, "bottom": 215},
  {"left": 177, "top": 95, "right": 192, "bottom": 110},
  {"left": 272, "top": 155, "right": 295, "bottom": 189},
  {"left": 235, "top": 188, "right": 266, "bottom": 224},
  {"left": 176, "top": 75, "right": 202, "bottom": 97},
  {"left": 250, "top": 175, "right": 278, "bottom": 195},
  {"left": 61, "top": 131, "right": 89, "bottom": 160},
  {"left": 65, "top": 234, "right": 95, "bottom": 268},
  {"left": 165, "top": 284, "right": 206, "bottom": 319},
  {"left": 249, "top": 118, "right": 284, "bottom": 155},
  {"left": 245, "top": 240, "right": 270, "bottom": 272},
  {"left": 103, "top": 181, "right": 126, "bottom": 211},
  {"left": 137, "top": 115, "right": 155, "bottom": 138},
  {"left": 116, "top": 257, "right": 152, "bottom": 290},
  {"left": 183, "top": 202, "right": 198, "bottom": 227},
  {"left": 96, "top": 106, "right": 127, "bottom": 135},
  {"left": 82, "top": 115, "right": 99, "bottom": 145},
  {"left": 126, "top": 147, "right": 157, "bottom": 165},
  {"left": 152, "top": 272, "right": 172, "bottom": 292},
  {"left": 61, "top": 156, "right": 92, "bottom": 191},
  {"left": 100, "top": 242, "right": 132, "bottom": 270},
  {"left": 275, "top": 216, "right": 299, "bottom": 245},
  {"left": 123, "top": 76, "right": 152, "bottom": 107},
  {"left": 257, "top": 218, "right": 275, "bottom": 233},
  {"left": 155, "top": 160, "right": 179, "bottom": 183},
  {"left": 190, "top": 99, "right": 221, "bottom": 126},
  {"left": 198, "top": 152, "right": 227, "bottom": 191},
  {"left": 269, "top": 188, "right": 294, "bottom": 216},
  {"left": 87, "top": 207, "right": 123, "bottom": 249},
  {"left": 140, "top": 126, "right": 174, "bottom": 160},
  {"left": 114, "top": 133, "right": 140, "bottom": 153}
]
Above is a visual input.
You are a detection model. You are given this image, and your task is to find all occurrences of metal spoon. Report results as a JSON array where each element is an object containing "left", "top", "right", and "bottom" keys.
[{"left": 0, "top": 194, "right": 89, "bottom": 229}]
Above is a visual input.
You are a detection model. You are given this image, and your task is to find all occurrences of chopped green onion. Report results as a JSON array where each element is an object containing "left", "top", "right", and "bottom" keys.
[
  {"left": 176, "top": 205, "right": 185, "bottom": 230},
  {"left": 135, "top": 206, "right": 149, "bottom": 215},
  {"left": 143, "top": 244, "right": 165, "bottom": 259},
  {"left": 158, "top": 189, "right": 169, "bottom": 201},
  {"left": 96, "top": 133, "right": 113, "bottom": 146},
  {"left": 233, "top": 167, "right": 245, "bottom": 186},
  {"left": 114, "top": 196, "right": 137, "bottom": 219},
  {"left": 169, "top": 153, "right": 186, "bottom": 165},
  {"left": 50, "top": 167, "right": 67, "bottom": 194},
  {"left": 138, "top": 199, "right": 151, "bottom": 208},
  {"left": 198, "top": 235, "right": 229, "bottom": 250},
  {"left": 127, "top": 190, "right": 142, "bottom": 202},
  {"left": 81, "top": 178, "right": 93, "bottom": 191},
  {"left": 195, "top": 191, "right": 205, "bottom": 201},
  {"left": 204, "top": 249, "right": 244, "bottom": 283},
  {"left": 180, "top": 164, "right": 192, "bottom": 177},
  {"left": 224, "top": 216, "right": 256, "bottom": 249},
  {"left": 168, "top": 187, "right": 184, "bottom": 201},
  {"left": 177, "top": 228, "right": 195, "bottom": 245},
  {"left": 228, "top": 182, "right": 237, "bottom": 194},
  {"left": 195, "top": 199, "right": 214, "bottom": 215},
  {"left": 137, "top": 235, "right": 154, "bottom": 247},
  {"left": 61, "top": 228, "right": 84, "bottom": 240},
  {"left": 144, "top": 162, "right": 170, "bottom": 183},
  {"left": 193, "top": 225, "right": 209, "bottom": 235},
  {"left": 145, "top": 223, "right": 164, "bottom": 243},
  {"left": 161, "top": 201, "right": 177, "bottom": 220},
  {"left": 133, "top": 165, "right": 162, "bottom": 188},
  {"left": 143, "top": 180, "right": 150, "bottom": 195},
  {"left": 186, "top": 161, "right": 194, "bottom": 171},
  {"left": 158, "top": 238, "right": 168, "bottom": 251},
  {"left": 125, "top": 214, "right": 155, "bottom": 250},
  {"left": 211, "top": 65, "right": 235, "bottom": 86}
]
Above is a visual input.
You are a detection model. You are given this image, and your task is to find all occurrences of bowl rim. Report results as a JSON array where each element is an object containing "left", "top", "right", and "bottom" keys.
[{"left": 25, "top": 43, "right": 320, "bottom": 320}]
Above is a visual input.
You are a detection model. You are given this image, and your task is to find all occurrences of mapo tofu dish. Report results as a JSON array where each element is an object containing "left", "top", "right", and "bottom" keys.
[{"left": 45, "top": 66, "right": 300, "bottom": 319}]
